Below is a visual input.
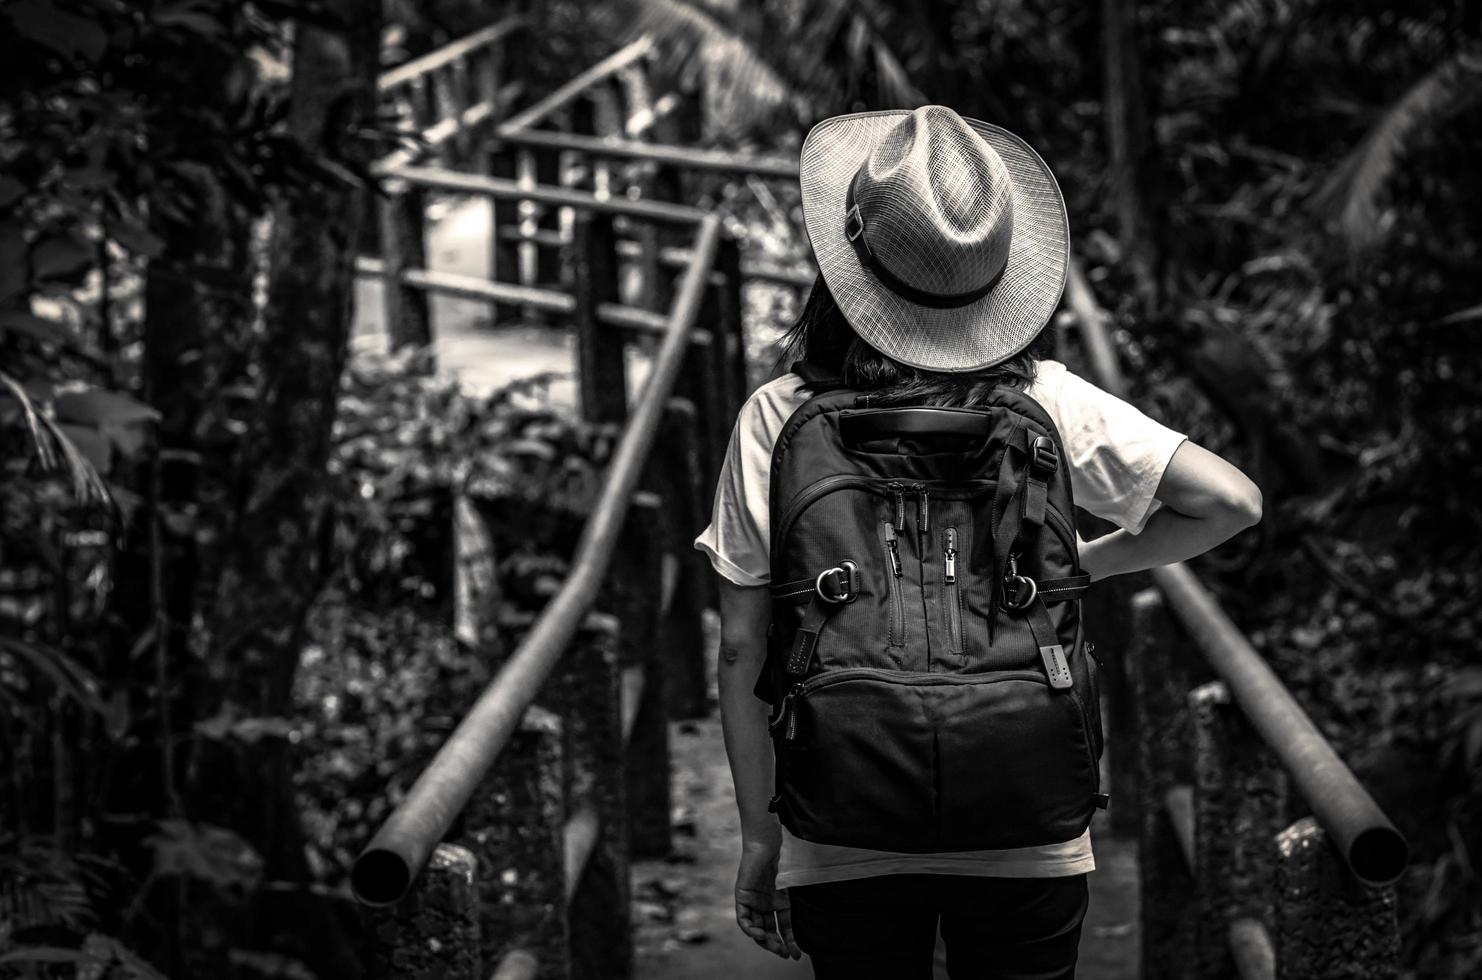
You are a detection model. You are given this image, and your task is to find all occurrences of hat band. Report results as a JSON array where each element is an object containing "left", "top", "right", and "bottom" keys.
[{"left": 844, "top": 179, "right": 1007, "bottom": 310}]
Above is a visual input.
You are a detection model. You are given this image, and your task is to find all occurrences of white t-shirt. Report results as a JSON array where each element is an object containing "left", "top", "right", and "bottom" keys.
[{"left": 695, "top": 358, "right": 1186, "bottom": 888}]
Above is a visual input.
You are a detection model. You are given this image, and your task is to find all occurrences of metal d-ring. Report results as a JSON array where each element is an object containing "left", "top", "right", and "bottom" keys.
[
  {"left": 1003, "top": 573, "right": 1038, "bottom": 611},
  {"left": 815, "top": 561, "right": 858, "bottom": 604}
]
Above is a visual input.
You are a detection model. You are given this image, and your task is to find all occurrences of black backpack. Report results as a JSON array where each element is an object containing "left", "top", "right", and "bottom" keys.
[{"left": 758, "top": 364, "right": 1106, "bottom": 852}]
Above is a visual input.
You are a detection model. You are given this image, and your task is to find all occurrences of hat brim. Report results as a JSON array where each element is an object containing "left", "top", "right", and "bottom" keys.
[{"left": 799, "top": 110, "right": 1069, "bottom": 373}]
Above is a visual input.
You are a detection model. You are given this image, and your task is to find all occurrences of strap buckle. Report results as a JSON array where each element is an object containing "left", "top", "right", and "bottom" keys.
[
  {"left": 1030, "top": 435, "right": 1058, "bottom": 475},
  {"left": 1002, "top": 554, "right": 1038, "bottom": 612},
  {"left": 844, "top": 203, "right": 866, "bottom": 242},
  {"left": 815, "top": 560, "right": 859, "bottom": 604}
]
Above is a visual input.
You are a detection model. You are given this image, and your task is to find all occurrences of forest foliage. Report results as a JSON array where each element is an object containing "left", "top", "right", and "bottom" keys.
[{"left": 2, "top": 0, "right": 1480, "bottom": 977}]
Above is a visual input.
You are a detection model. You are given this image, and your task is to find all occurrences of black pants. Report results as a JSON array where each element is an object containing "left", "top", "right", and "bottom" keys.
[{"left": 789, "top": 873, "right": 1088, "bottom": 980}]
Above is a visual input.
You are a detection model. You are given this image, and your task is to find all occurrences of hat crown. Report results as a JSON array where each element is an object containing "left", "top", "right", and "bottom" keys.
[{"left": 851, "top": 106, "right": 1015, "bottom": 298}]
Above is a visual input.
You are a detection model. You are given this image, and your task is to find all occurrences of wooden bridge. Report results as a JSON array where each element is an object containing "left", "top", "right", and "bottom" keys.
[{"left": 349, "top": 14, "right": 1409, "bottom": 980}]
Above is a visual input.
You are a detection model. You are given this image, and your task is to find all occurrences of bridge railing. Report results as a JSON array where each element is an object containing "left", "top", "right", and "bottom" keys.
[
  {"left": 1064, "top": 266, "right": 1409, "bottom": 980},
  {"left": 352, "top": 211, "right": 726, "bottom": 980}
]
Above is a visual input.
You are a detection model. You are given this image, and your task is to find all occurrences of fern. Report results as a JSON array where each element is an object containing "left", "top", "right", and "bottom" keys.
[
  {"left": 0, "top": 839, "right": 97, "bottom": 934},
  {"left": 1314, "top": 45, "right": 1482, "bottom": 250}
]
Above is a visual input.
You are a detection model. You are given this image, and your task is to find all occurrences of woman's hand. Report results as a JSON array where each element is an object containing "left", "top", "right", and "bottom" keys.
[{"left": 735, "top": 839, "right": 801, "bottom": 959}]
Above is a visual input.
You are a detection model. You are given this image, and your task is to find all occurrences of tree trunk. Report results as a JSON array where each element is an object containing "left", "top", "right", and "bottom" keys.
[
  {"left": 1101, "top": 0, "right": 1159, "bottom": 307},
  {"left": 181, "top": 4, "right": 382, "bottom": 976}
]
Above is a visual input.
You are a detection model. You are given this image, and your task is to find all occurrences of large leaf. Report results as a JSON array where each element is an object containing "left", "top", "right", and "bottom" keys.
[
  {"left": 30, "top": 231, "right": 94, "bottom": 283},
  {"left": 1314, "top": 46, "right": 1482, "bottom": 250},
  {"left": 5, "top": 0, "right": 108, "bottom": 63},
  {"left": 145, "top": 820, "right": 264, "bottom": 892},
  {"left": 54, "top": 387, "right": 161, "bottom": 427}
]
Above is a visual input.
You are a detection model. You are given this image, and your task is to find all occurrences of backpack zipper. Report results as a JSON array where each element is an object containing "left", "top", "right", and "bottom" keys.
[
  {"left": 942, "top": 527, "right": 963, "bottom": 653},
  {"left": 887, "top": 481, "right": 907, "bottom": 532},
  {"left": 880, "top": 521, "right": 904, "bottom": 646},
  {"left": 769, "top": 681, "right": 804, "bottom": 741},
  {"left": 913, "top": 483, "right": 930, "bottom": 540},
  {"left": 772, "top": 667, "right": 1047, "bottom": 742},
  {"left": 775, "top": 476, "right": 1078, "bottom": 569}
]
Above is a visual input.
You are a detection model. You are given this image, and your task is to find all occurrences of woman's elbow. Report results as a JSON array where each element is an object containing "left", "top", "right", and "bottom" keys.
[{"left": 1219, "top": 477, "right": 1263, "bottom": 530}]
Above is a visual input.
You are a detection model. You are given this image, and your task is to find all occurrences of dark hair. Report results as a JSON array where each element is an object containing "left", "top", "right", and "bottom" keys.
[{"left": 777, "top": 275, "right": 1054, "bottom": 407}]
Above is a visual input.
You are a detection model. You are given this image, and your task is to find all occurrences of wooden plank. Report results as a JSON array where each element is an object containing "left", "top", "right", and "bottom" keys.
[
  {"left": 355, "top": 258, "right": 678, "bottom": 336},
  {"left": 381, "top": 164, "right": 707, "bottom": 225},
  {"left": 376, "top": 81, "right": 525, "bottom": 171},
  {"left": 378, "top": 17, "right": 525, "bottom": 92},
  {"left": 493, "top": 127, "right": 798, "bottom": 179},
  {"left": 357, "top": 257, "right": 571, "bottom": 312},
  {"left": 499, "top": 37, "right": 654, "bottom": 134}
]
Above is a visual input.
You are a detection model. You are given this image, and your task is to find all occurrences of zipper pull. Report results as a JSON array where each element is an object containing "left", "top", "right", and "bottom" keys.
[
  {"left": 914, "top": 484, "right": 930, "bottom": 536},
  {"left": 887, "top": 482, "right": 906, "bottom": 531},
  {"left": 769, "top": 683, "right": 803, "bottom": 740},
  {"left": 943, "top": 527, "right": 957, "bottom": 583},
  {"left": 884, "top": 523, "right": 903, "bottom": 578}
]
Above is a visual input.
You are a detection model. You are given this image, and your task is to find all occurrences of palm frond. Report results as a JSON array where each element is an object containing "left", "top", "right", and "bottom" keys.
[
  {"left": 0, "top": 369, "right": 112, "bottom": 506},
  {"left": 626, "top": 0, "right": 807, "bottom": 135},
  {"left": 1314, "top": 46, "right": 1482, "bottom": 250},
  {"left": 625, "top": 0, "right": 927, "bottom": 137}
]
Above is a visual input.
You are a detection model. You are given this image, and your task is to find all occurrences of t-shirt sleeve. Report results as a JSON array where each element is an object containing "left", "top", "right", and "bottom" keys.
[
  {"left": 1050, "top": 365, "right": 1187, "bottom": 534},
  {"left": 693, "top": 398, "right": 775, "bottom": 587}
]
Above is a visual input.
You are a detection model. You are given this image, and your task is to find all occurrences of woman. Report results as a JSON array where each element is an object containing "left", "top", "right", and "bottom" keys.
[{"left": 695, "top": 106, "right": 1262, "bottom": 979}]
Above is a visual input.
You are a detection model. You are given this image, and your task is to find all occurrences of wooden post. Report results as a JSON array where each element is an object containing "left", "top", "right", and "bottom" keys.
[
  {"left": 713, "top": 233, "right": 750, "bottom": 407},
  {"left": 411, "top": 75, "right": 434, "bottom": 133},
  {"left": 569, "top": 212, "right": 627, "bottom": 425},
  {"left": 488, "top": 149, "right": 522, "bottom": 325},
  {"left": 676, "top": 322, "right": 727, "bottom": 511},
  {"left": 588, "top": 83, "right": 623, "bottom": 198},
  {"left": 1190, "top": 681, "right": 1288, "bottom": 979},
  {"left": 1126, "top": 588, "right": 1198, "bottom": 980},
  {"left": 646, "top": 163, "right": 684, "bottom": 312},
  {"left": 1274, "top": 818, "right": 1401, "bottom": 980},
  {"left": 610, "top": 492, "right": 672, "bottom": 857},
  {"left": 516, "top": 146, "right": 562, "bottom": 322},
  {"left": 433, "top": 66, "right": 463, "bottom": 165},
  {"left": 380, "top": 181, "right": 432, "bottom": 355},
  {"left": 651, "top": 399, "right": 711, "bottom": 717},
  {"left": 547, "top": 617, "right": 632, "bottom": 980},
  {"left": 456, "top": 707, "right": 570, "bottom": 980},
  {"left": 363, "top": 843, "right": 482, "bottom": 979}
]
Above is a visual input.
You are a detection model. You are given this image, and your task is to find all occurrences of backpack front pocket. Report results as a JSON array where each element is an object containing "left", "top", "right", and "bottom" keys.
[
  {"left": 777, "top": 669, "right": 936, "bottom": 850},
  {"left": 934, "top": 673, "right": 1099, "bottom": 849},
  {"left": 776, "top": 667, "right": 1098, "bottom": 852}
]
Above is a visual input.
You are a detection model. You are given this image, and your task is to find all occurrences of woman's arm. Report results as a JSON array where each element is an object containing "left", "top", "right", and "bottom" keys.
[
  {"left": 1079, "top": 440, "right": 1262, "bottom": 581},
  {"left": 718, "top": 579, "right": 801, "bottom": 959},
  {"left": 718, "top": 580, "right": 781, "bottom": 847}
]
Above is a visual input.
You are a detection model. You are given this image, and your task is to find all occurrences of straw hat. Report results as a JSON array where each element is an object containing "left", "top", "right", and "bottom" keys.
[{"left": 799, "top": 105, "right": 1069, "bottom": 372}]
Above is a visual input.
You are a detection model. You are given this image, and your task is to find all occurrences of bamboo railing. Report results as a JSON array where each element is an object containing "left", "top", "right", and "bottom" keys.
[
  {"left": 1063, "top": 266, "right": 1409, "bottom": 980},
  {"left": 351, "top": 24, "right": 753, "bottom": 978}
]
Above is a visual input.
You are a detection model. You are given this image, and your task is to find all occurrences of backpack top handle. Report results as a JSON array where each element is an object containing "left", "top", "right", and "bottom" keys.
[{"left": 838, "top": 407, "right": 993, "bottom": 447}]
